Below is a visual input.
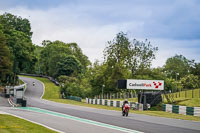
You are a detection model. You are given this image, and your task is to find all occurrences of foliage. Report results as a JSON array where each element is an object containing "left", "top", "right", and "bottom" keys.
[
  {"left": 180, "top": 74, "right": 200, "bottom": 89},
  {"left": 101, "top": 32, "right": 158, "bottom": 93},
  {"left": 39, "top": 40, "right": 90, "bottom": 78},
  {"left": 40, "top": 40, "right": 72, "bottom": 76},
  {"left": 191, "top": 63, "right": 200, "bottom": 78},
  {"left": 56, "top": 55, "right": 82, "bottom": 77},
  {"left": 164, "top": 55, "right": 191, "bottom": 79},
  {"left": 0, "top": 13, "right": 36, "bottom": 84},
  {"left": 0, "top": 29, "right": 13, "bottom": 85}
]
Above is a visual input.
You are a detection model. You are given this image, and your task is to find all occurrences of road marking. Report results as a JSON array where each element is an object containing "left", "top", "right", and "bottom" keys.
[{"left": 17, "top": 107, "right": 143, "bottom": 133}]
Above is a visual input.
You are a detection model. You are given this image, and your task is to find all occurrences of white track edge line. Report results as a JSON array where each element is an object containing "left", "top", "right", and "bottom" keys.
[{"left": 2, "top": 111, "right": 64, "bottom": 133}]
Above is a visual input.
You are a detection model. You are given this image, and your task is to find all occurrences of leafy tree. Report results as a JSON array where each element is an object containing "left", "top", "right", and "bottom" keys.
[
  {"left": 40, "top": 40, "right": 72, "bottom": 76},
  {"left": 56, "top": 55, "right": 82, "bottom": 77},
  {"left": 128, "top": 39, "right": 158, "bottom": 77},
  {"left": 0, "top": 13, "right": 32, "bottom": 38},
  {"left": 104, "top": 32, "right": 131, "bottom": 67},
  {"left": 180, "top": 74, "right": 200, "bottom": 89},
  {"left": 164, "top": 78, "right": 176, "bottom": 92},
  {"left": 191, "top": 63, "right": 200, "bottom": 78},
  {"left": 68, "top": 43, "right": 91, "bottom": 72},
  {"left": 104, "top": 32, "right": 158, "bottom": 78},
  {"left": 0, "top": 29, "right": 12, "bottom": 85},
  {"left": 33, "top": 45, "right": 43, "bottom": 74},
  {"left": 0, "top": 13, "right": 36, "bottom": 78},
  {"left": 102, "top": 32, "right": 158, "bottom": 93},
  {"left": 164, "top": 55, "right": 191, "bottom": 79}
]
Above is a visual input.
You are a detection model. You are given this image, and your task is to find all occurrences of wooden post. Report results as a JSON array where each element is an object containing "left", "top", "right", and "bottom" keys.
[
  {"left": 192, "top": 89, "right": 194, "bottom": 98},
  {"left": 185, "top": 90, "right": 187, "bottom": 98},
  {"left": 199, "top": 89, "right": 200, "bottom": 98}
]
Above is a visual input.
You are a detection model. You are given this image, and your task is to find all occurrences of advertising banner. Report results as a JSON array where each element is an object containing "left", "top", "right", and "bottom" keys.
[{"left": 127, "top": 79, "right": 164, "bottom": 90}]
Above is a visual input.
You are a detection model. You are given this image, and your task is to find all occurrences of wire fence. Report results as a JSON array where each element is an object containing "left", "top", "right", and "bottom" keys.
[
  {"left": 163, "top": 88, "right": 200, "bottom": 99},
  {"left": 94, "top": 88, "right": 200, "bottom": 100}
]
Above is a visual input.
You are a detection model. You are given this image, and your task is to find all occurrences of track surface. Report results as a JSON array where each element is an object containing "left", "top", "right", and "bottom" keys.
[{"left": 1, "top": 77, "right": 200, "bottom": 133}]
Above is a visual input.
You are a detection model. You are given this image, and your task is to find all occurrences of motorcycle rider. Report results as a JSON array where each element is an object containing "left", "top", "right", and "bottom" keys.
[
  {"left": 32, "top": 82, "right": 35, "bottom": 86},
  {"left": 122, "top": 99, "right": 129, "bottom": 111}
]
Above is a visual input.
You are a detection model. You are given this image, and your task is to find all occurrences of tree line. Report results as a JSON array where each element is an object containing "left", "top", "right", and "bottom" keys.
[{"left": 0, "top": 13, "right": 199, "bottom": 98}]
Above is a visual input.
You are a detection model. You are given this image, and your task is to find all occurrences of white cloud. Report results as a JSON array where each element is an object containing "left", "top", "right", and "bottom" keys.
[
  {"left": 151, "top": 39, "right": 200, "bottom": 68},
  {"left": 0, "top": 2, "right": 200, "bottom": 67}
]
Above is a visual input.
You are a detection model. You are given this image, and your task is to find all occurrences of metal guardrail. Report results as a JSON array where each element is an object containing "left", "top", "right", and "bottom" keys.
[
  {"left": 20, "top": 73, "right": 60, "bottom": 86},
  {"left": 66, "top": 96, "right": 82, "bottom": 102}
]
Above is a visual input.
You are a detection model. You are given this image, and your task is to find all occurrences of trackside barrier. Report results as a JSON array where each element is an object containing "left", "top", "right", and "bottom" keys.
[
  {"left": 162, "top": 104, "right": 200, "bottom": 117},
  {"left": 66, "top": 96, "right": 82, "bottom": 102},
  {"left": 6, "top": 84, "right": 27, "bottom": 107},
  {"left": 86, "top": 98, "right": 145, "bottom": 111}
]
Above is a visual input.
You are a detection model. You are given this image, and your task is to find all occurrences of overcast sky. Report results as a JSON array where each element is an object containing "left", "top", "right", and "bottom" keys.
[{"left": 0, "top": 0, "right": 200, "bottom": 67}]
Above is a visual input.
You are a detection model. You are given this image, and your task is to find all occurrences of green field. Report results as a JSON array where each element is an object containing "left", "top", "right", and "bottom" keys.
[
  {"left": 21, "top": 75, "right": 200, "bottom": 121},
  {"left": 0, "top": 114, "right": 57, "bottom": 133},
  {"left": 163, "top": 89, "right": 200, "bottom": 107}
]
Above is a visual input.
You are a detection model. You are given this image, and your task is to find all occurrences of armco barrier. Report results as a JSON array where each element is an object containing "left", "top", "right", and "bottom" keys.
[
  {"left": 86, "top": 98, "right": 144, "bottom": 110},
  {"left": 162, "top": 104, "right": 200, "bottom": 117},
  {"left": 66, "top": 96, "right": 82, "bottom": 102}
]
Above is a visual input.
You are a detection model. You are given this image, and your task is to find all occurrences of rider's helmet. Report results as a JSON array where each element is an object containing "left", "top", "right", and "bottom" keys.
[{"left": 124, "top": 99, "right": 128, "bottom": 104}]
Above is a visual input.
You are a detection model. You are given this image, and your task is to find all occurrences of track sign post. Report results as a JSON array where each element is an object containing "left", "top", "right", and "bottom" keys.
[{"left": 126, "top": 79, "right": 164, "bottom": 90}]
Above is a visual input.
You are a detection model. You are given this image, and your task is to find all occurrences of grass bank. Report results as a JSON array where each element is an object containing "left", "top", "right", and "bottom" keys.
[
  {"left": 163, "top": 89, "right": 200, "bottom": 107},
  {"left": 0, "top": 114, "right": 56, "bottom": 133},
  {"left": 21, "top": 75, "right": 200, "bottom": 121}
]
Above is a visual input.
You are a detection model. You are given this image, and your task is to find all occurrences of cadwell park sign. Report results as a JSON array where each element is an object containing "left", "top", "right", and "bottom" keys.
[
  {"left": 118, "top": 79, "right": 164, "bottom": 90},
  {"left": 127, "top": 79, "right": 164, "bottom": 90}
]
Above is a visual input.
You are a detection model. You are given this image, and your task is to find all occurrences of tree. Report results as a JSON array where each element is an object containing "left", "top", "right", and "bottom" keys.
[
  {"left": 40, "top": 40, "right": 72, "bottom": 76},
  {"left": 180, "top": 74, "right": 200, "bottom": 89},
  {"left": 128, "top": 39, "right": 158, "bottom": 77},
  {"left": 0, "top": 13, "right": 36, "bottom": 77},
  {"left": 102, "top": 32, "right": 157, "bottom": 92},
  {"left": 56, "top": 55, "right": 82, "bottom": 77},
  {"left": 164, "top": 55, "right": 191, "bottom": 79},
  {"left": 0, "top": 29, "right": 12, "bottom": 85},
  {"left": 104, "top": 32, "right": 158, "bottom": 78},
  {"left": 191, "top": 63, "right": 200, "bottom": 78},
  {"left": 68, "top": 43, "right": 91, "bottom": 72},
  {"left": 0, "top": 13, "right": 32, "bottom": 39}
]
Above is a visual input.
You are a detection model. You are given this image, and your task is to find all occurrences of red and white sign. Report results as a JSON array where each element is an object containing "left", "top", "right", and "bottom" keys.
[{"left": 127, "top": 79, "right": 164, "bottom": 90}]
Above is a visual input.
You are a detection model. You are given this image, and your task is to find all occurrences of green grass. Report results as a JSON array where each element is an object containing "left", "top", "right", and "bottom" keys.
[
  {"left": 20, "top": 75, "right": 200, "bottom": 121},
  {"left": 163, "top": 89, "right": 200, "bottom": 107},
  {"left": 0, "top": 114, "right": 57, "bottom": 133},
  {"left": 19, "top": 79, "right": 24, "bottom": 85}
]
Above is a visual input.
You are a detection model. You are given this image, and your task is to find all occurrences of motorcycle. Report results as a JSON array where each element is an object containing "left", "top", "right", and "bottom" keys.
[
  {"left": 32, "top": 82, "right": 35, "bottom": 86},
  {"left": 122, "top": 103, "right": 130, "bottom": 117}
]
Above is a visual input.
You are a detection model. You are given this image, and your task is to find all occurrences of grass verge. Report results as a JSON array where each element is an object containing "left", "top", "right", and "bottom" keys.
[
  {"left": 21, "top": 75, "right": 200, "bottom": 121},
  {"left": 0, "top": 114, "right": 57, "bottom": 133},
  {"left": 162, "top": 89, "right": 200, "bottom": 107}
]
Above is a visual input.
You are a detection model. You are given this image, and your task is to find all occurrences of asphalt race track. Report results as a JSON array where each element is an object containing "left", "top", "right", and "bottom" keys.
[{"left": 0, "top": 76, "right": 200, "bottom": 133}]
